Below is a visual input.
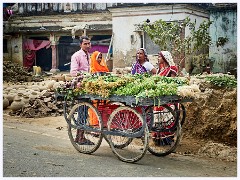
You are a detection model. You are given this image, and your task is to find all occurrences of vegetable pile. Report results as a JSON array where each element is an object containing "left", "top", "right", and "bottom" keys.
[
  {"left": 205, "top": 74, "right": 237, "bottom": 88},
  {"left": 56, "top": 73, "right": 189, "bottom": 99},
  {"left": 56, "top": 73, "right": 236, "bottom": 100}
]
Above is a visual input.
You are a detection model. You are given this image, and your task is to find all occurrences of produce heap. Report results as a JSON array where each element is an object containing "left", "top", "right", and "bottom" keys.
[
  {"left": 204, "top": 74, "right": 237, "bottom": 88},
  {"left": 56, "top": 73, "right": 237, "bottom": 100},
  {"left": 56, "top": 73, "right": 190, "bottom": 99}
]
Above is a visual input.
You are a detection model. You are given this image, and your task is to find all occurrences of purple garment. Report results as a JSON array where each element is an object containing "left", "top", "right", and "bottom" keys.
[
  {"left": 131, "top": 48, "right": 149, "bottom": 74},
  {"left": 131, "top": 60, "right": 147, "bottom": 74}
]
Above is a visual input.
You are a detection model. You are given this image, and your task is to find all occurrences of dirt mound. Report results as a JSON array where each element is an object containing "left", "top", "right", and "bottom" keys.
[
  {"left": 198, "top": 142, "right": 237, "bottom": 162},
  {"left": 3, "top": 60, "right": 32, "bottom": 82},
  {"left": 183, "top": 84, "right": 237, "bottom": 147}
]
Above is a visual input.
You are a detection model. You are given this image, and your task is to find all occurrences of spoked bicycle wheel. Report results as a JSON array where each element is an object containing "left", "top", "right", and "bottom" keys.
[
  {"left": 148, "top": 104, "right": 181, "bottom": 157},
  {"left": 67, "top": 102, "right": 103, "bottom": 154},
  {"left": 176, "top": 103, "right": 186, "bottom": 126},
  {"left": 105, "top": 101, "right": 133, "bottom": 149},
  {"left": 168, "top": 103, "right": 186, "bottom": 126},
  {"left": 63, "top": 99, "right": 79, "bottom": 122},
  {"left": 107, "top": 106, "right": 149, "bottom": 163}
]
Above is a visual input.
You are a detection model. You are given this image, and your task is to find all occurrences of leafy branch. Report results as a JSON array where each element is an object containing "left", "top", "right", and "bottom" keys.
[{"left": 138, "top": 17, "right": 212, "bottom": 71}]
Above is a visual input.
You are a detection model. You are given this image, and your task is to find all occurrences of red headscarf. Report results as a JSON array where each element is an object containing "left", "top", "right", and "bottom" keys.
[{"left": 158, "top": 51, "right": 178, "bottom": 77}]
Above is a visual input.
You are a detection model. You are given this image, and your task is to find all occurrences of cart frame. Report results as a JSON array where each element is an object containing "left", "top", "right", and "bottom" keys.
[{"left": 56, "top": 93, "right": 192, "bottom": 163}]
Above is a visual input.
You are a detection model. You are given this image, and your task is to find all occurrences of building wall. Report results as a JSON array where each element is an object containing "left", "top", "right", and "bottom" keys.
[
  {"left": 109, "top": 4, "right": 209, "bottom": 68},
  {"left": 3, "top": 35, "right": 23, "bottom": 65},
  {"left": 4, "top": 3, "right": 210, "bottom": 71},
  {"left": 8, "top": 13, "right": 112, "bottom": 31},
  {"left": 4, "top": 10, "right": 112, "bottom": 67},
  {"left": 209, "top": 9, "right": 237, "bottom": 73}
]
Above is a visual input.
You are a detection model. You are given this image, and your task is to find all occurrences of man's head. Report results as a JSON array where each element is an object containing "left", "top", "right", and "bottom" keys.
[{"left": 79, "top": 36, "right": 91, "bottom": 52}]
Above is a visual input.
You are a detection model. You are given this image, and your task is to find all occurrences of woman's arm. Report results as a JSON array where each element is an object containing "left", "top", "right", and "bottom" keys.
[{"left": 151, "top": 67, "right": 157, "bottom": 75}]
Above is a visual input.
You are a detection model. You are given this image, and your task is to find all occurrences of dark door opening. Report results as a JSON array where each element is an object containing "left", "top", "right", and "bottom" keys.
[
  {"left": 36, "top": 47, "right": 52, "bottom": 71},
  {"left": 28, "top": 36, "right": 52, "bottom": 71},
  {"left": 58, "top": 36, "right": 79, "bottom": 71}
]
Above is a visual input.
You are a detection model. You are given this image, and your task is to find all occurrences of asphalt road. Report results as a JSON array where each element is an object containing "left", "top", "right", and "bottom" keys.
[{"left": 2, "top": 114, "right": 237, "bottom": 177}]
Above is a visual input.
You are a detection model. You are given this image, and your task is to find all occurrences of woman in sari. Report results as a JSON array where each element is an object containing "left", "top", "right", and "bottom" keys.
[
  {"left": 131, "top": 48, "right": 157, "bottom": 75},
  {"left": 153, "top": 51, "right": 179, "bottom": 146},
  {"left": 89, "top": 51, "right": 109, "bottom": 126},
  {"left": 157, "top": 51, "right": 178, "bottom": 77},
  {"left": 90, "top": 51, "right": 109, "bottom": 74}
]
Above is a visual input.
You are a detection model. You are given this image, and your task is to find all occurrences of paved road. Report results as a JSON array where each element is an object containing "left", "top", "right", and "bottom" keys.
[{"left": 2, "top": 114, "right": 237, "bottom": 177}]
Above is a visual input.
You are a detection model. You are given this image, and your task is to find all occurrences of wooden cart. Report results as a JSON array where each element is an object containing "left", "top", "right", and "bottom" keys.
[{"left": 56, "top": 93, "right": 192, "bottom": 163}]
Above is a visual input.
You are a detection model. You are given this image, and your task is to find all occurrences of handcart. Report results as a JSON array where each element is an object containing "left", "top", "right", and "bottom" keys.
[{"left": 56, "top": 93, "right": 192, "bottom": 163}]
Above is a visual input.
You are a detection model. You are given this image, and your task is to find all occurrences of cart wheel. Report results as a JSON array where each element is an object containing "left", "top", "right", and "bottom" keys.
[
  {"left": 168, "top": 103, "right": 186, "bottom": 127},
  {"left": 106, "top": 101, "right": 133, "bottom": 149},
  {"left": 63, "top": 99, "right": 79, "bottom": 123},
  {"left": 148, "top": 104, "right": 181, "bottom": 157},
  {"left": 177, "top": 103, "right": 186, "bottom": 126},
  {"left": 107, "top": 106, "right": 149, "bottom": 163},
  {"left": 67, "top": 102, "right": 103, "bottom": 154}
]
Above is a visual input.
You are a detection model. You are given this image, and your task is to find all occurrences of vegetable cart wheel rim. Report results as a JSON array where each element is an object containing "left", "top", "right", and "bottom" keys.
[
  {"left": 106, "top": 101, "right": 132, "bottom": 149},
  {"left": 178, "top": 103, "right": 186, "bottom": 126},
  {"left": 67, "top": 102, "right": 103, "bottom": 154},
  {"left": 107, "top": 106, "right": 149, "bottom": 163},
  {"left": 63, "top": 99, "right": 79, "bottom": 123},
  {"left": 167, "top": 103, "right": 186, "bottom": 126},
  {"left": 147, "top": 104, "right": 181, "bottom": 157}
]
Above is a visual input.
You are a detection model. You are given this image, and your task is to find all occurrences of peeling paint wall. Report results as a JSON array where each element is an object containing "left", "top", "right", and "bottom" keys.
[
  {"left": 3, "top": 35, "right": 23, "bottom": 65},
  {"left": 17, "top": 3, "right": 117, "bottom": 14},
  {"left": 4, "top": 11, "right": 112, "bottom": 66},
  {"left": 209, "top": 9, "right": 237, "bottom": 73},
  {"left": 4, "top": 3, "right": 210, "bottom": 71},
  {"left": 11, "top": 36, "right": 24, "bottom": 65},
  {"left": 109, "top": 4, "right": 209, "bottom": 69},
  {"left": 9, "top": 13, "right": 112, "bottom": 30}
]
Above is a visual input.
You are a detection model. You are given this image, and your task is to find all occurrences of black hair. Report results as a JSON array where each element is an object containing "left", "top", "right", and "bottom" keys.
[{"left": 79, "top": 36, "right": 90, "bottom": 44}]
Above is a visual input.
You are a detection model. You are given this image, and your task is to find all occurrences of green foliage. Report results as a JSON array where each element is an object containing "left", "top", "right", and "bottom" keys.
[
  {"left": 113, "top": 75, "right": 188, "bottom": 98},
  {"left": 139, "top": 17, "right": 212, "bottom": 63},
  {"left": 56, "top": 74, "right": 189, "bottom": 99},
  {"left": 205, "top": 75, "right": 237, "bottom": 88}
]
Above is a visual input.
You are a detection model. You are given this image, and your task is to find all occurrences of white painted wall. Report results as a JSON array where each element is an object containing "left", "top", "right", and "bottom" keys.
[
  {"left": 6, "top": 4, "right": 209, "bottom": 70},
  {"left": 109, "top": 4, "right": 209, "bottom": 68}
]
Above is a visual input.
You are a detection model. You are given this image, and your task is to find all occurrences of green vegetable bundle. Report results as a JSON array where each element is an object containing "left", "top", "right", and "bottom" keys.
[
  {"left": 205, "top": 74, "right": 237, "bottom": 88},
  {"left": 57, "top": 73, "right": 189, "bottom": 99}
]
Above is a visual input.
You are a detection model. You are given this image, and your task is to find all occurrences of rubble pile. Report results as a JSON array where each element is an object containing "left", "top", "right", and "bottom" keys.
[
  {"left": 9, "top": 92, "right": 65, "bottom": 118},
  {"left": 3, "top": 60, "right": 32, "bottom": 82}
]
